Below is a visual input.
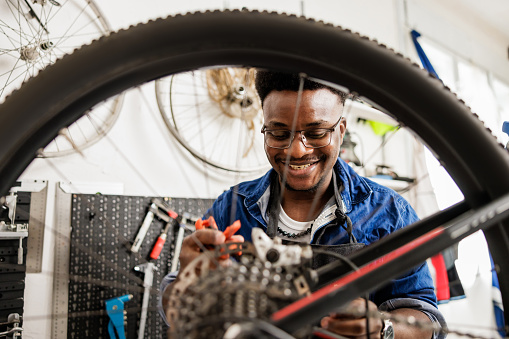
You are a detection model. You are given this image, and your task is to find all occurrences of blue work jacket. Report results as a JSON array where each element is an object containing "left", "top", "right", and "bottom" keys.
[
  {"left": 160, "top": 158, "right": 446, "bottom": 336},
  {"left": 206, "top": 158, "right": 439, "bottom": 311}
]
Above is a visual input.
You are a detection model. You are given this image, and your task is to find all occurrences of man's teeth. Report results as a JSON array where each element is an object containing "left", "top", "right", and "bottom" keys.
[{"left": 289, "top": 164, "right": 311, "bottom": 170}]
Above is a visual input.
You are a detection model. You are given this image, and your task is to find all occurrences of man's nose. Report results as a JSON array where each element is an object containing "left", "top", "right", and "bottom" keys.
[{"left": 285, "top": 132, "right": 309, "bottom": 157}]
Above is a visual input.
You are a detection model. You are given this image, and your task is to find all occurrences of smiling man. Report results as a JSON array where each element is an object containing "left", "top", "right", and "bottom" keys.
[
  {"left": 261, "top": 85, "right": 344, "bottom": 227},
  {"left": 162, "top": 71, "right": 446, "bottom": 338}
]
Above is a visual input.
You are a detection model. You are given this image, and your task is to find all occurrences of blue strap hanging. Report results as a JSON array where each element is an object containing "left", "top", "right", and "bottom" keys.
[{"left": 410, "top": 30, "right": 440, "bottom": 80}]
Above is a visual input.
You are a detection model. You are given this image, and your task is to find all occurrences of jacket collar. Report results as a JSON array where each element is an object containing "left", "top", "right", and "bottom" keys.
[{"left": 334, "top": 158, "right": 372, "bottom": 213}]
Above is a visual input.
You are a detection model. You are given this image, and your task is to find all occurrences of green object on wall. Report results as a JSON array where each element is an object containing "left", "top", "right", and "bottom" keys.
[{"left": 367, "top": 120, "right": 397, "bottom": 136}]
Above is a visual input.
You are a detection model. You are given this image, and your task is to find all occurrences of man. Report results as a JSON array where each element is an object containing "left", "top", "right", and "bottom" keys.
[{"left": 162, "top": 71, "right": 446, "bottom": 338}]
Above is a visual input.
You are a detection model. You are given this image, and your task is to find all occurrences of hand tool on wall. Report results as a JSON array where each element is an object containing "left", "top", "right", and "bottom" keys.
[
  {"left": 1, "top": 193, "right": 29, "bottom": 265},
  {"left": 169, "top": 212, "right": 199, "bottom": 272},
  {"left": 133, "top": 262, "right": 157, "bottom": 339},
  {"left": 0, "top": 222, "right": 28, "bottom": 265},
  {"left": 149, "top": 210, "right": 178, "bottom": 260},
  {"left": 105, "top": 294, "right": 133, "bottom": 339},
  {"left": 0, "top": 313, "right": 22, "bottom": 338},
  {"left": 131, "top": 198, "right": 173, "bottom": 254},
  {"left": 131, "top": 202, "right": 157, "bottom": 253}
]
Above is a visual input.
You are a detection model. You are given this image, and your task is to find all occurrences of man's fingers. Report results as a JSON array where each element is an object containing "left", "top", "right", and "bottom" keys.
[
  {"left": 206, "top": 216, "right": 218, "bottom": 230},
  {"left": 179, "top": 229, "right": 226, "bottom": 271},
  {"left": 322, "top": 300, "right": 383, "bottom": 337},
  {"left": 321, "top": 314, "right": 383, "bottom": 337},
  {"left": 226, "top": 235, "right": 244, "bottom": 243},
  {"left": 187, "top": 229, "right": 226, "bottom": 248},
  {"left": 329, "top": 298, "right": 378, "bottom": 319}
]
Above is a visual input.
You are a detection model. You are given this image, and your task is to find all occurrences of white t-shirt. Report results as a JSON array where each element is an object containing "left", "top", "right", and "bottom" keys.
[{"left": 277, "top": 196, "right": 338, "bottom": 243}]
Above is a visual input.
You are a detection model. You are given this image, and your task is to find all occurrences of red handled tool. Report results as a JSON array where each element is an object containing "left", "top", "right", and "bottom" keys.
[
  {"left": 195, "top": 216, "right": 240, "bottom": 240},
  {"left": 194, "top": 217, "right": 242, "bottom": 258},
  {"left": 149, "top": 210, "right": 179, "bottom": 260},
  {"left": 223, "top": 220, "right": 242, "bottom": 257},
  {"left": 223, "top": 220, "right": 241, "bottom": 239},
  {"left": 194, "top": 216, "right": 218, "bottom": 230}
]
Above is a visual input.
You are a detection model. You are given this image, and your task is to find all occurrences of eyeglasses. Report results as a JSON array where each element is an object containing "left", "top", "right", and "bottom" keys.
[{"left": 261, "top": 117, "right": 342, "bottom": 149}]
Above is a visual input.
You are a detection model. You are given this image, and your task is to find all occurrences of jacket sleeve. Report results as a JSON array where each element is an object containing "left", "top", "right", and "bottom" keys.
[
  {"left": 371, "top": 196, "right": 438, "bottom": 306},
  {"left": 379, "top": 297, "right": 447, "bottom": 339},
  {"left": 203, "top": 189, "right": 231, "bottom": 232}
]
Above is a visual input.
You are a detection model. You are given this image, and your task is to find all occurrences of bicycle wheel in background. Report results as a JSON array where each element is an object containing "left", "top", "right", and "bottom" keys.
[
  {"left": 155, "top": 68, "right": 269, "bottom": 173},
  {"left": 0, "top": 0, "right": 123, "bottom": 157},
  {"left": 0, "top": 10, "right": 508, "bottom": 337}
]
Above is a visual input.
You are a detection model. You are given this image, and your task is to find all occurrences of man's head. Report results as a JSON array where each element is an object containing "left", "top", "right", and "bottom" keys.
[
  {"left": 255, "top": 71, "right": 347, "bottom": 193},
  {"left": 255, "top": 71, "right": 347, "bottom": 106}
]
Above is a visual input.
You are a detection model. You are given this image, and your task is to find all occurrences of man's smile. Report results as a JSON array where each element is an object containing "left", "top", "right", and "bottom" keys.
[
  {"left": 289, "top": 164, "right": 311, "bottom": 170},
  {"left": 279, "top": 158, "right": 321, "bottom": 177}
]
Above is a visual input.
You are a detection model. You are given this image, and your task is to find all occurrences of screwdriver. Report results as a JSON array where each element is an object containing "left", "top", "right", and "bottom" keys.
[{"left": 149, "top": 210, "right": 179, "bottom": 260}]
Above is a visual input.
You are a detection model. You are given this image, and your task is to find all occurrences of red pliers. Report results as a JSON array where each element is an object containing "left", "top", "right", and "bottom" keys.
[
  {"left": 194, "top": 216, "right": 241, "bottom": 239},
  {"left": 195, "top": 216, "right": 242, "bottom": 257}
]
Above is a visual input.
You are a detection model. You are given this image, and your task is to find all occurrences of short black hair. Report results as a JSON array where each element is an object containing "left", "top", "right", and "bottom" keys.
[{"left": 255, "top": 70, "right": 347, "bottom": 105}]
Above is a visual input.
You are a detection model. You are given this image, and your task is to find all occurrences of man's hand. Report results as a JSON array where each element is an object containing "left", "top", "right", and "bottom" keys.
[
  {"left": 320, "top": 298, "right": 383, "bottom": 338},
  {"left": 320, "top": 298, "right": 435, "bottom": 339},
  {"left": 178, "top": 222, "right": 244, "bottom": 273},
  {"left": 179, "top": 228, "right": 225, "bottom": 271}
]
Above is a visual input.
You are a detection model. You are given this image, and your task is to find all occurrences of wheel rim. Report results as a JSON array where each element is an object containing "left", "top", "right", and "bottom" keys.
[{"left": 155, "top": 68, "right": 269, "bottom": 173}]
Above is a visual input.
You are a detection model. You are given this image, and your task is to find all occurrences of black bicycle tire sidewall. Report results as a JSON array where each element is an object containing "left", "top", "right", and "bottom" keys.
[
  {"left": 0, "top": 10, "right": 508, "bottom": 326},
  {"left": 1, "top": 12, "right": 508, "bottom": 199}
]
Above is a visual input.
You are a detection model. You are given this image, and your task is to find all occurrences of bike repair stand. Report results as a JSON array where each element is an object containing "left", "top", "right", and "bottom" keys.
[{"left": 105, "top": 294, "right": 133, "bottom": 339}]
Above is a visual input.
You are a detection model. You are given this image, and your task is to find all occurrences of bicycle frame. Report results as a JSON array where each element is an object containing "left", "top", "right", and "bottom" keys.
[{"left": 273, "top": 193, "right": 509, "bottom": 333}]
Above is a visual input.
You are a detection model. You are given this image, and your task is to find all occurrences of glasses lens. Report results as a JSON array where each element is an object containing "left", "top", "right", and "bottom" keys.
[
  {"left": 264, "top": 129, "right": 332, "bottom": 149},
  {"left": 302, "top": 129, "right": 331, "bottom": 148},
  {"left": 264, "top": 130, "right": 292, "bottom": 148}
]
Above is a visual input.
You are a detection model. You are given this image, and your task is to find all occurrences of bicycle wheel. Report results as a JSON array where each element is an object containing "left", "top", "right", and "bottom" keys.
[
  {"left": 0, "top": 10, "right": 508, "bottom": 338},
  {"left": 155, "top": 68, "right": 269, "bottom": 173},
  {"left": 0, "top": 0, "right": 123, "bottom": 157}
]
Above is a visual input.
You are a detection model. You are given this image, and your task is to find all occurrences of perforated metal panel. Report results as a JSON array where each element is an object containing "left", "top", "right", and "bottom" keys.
[{"left": 67, "top": 194, "right": 213, "bottom": 339}]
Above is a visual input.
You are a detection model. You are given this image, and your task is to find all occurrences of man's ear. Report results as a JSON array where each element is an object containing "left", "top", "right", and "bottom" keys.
[
  {"left": 340, "top": 117, "right": 347, "bottom": 132},
  {"left": 339, "top": 117, "right": 347, "bottom": 144}
]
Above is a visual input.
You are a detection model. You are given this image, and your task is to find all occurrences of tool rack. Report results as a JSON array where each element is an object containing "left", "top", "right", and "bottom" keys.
[{"left": 61, "top": 193, "right": 213, "bottom": 339}]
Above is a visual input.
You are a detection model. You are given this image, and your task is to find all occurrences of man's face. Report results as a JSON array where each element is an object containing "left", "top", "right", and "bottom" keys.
[{"left": 262, "top": 89, "right": 346, "bottom": 192}]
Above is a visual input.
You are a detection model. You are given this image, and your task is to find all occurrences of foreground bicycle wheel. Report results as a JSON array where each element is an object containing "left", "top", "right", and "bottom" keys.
[{"left": 0, "top": 10, "right": 508, "bottom": 338}]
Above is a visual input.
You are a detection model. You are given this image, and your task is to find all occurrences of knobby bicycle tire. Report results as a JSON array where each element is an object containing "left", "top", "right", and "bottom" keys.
[{"left": 0, "top": 9, "right": 508, "bottom": 334}]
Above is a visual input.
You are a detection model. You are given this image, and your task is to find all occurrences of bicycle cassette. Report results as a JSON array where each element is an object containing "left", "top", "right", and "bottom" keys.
[{"left": 165, "top": 228, "right": 314, "bottom": 338}]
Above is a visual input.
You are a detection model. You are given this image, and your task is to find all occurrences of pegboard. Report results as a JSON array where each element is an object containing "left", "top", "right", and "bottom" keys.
[{"left": 67, "top": 194, "right": 214, "bottom": 339}]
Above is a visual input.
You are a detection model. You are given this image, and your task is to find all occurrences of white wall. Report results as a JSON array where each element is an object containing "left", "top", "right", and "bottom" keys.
[{"left": 405, "top": 0, "right": 509, "bottom": 85}]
